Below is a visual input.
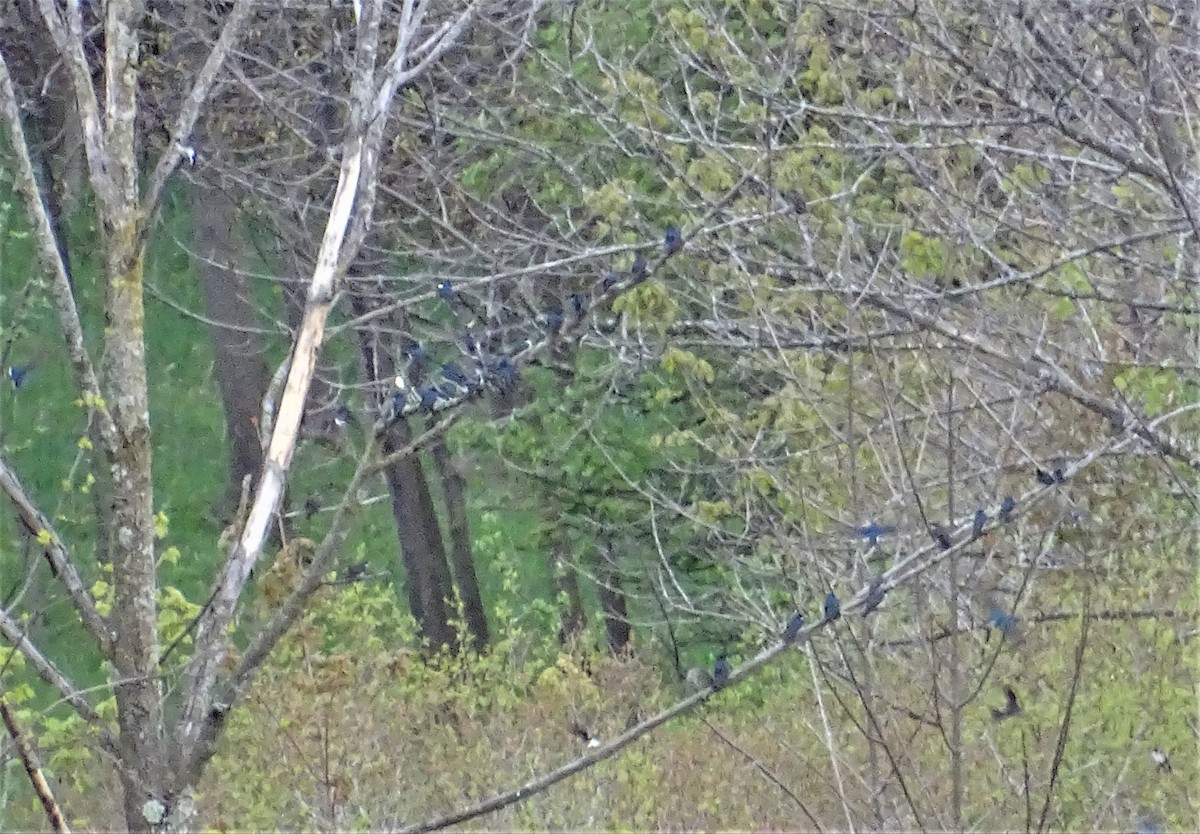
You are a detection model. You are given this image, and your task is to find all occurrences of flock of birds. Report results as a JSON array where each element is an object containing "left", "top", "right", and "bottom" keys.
[
  {"left": 378, "top": 226, "right": 686, "bottom": 424},
  {"left": 689, "top": 467, "right": 1087, "bottom": 721}
]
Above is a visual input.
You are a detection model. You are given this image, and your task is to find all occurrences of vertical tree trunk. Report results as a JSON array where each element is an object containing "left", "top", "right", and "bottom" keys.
[
  {"left": 595, "top": 541, "right": 631, "bottom": 653},
  {"left": 429, "top": 439, "right": 490, "bottom": 651},
  {"left": 346, "top": 291, "right": 457, "bottom": 650},
  {"left": 190, "top": 181, "right": 269, "bottom": 519},
  {"left": 547, "top": 528, "right": 586, "bottom": 644}
]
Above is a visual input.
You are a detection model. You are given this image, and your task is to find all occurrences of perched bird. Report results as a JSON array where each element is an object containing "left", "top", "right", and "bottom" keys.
[
  {"left": 343, "top": 562, "right": 369, "bottom": 582},
  {"left": 602, "top": 271, "right": 620, "bottom": 290},
  {"left": 685, "top": 666, "right": 714, "bottom": 692},
  {"left": 441, "top": 362, "right": 472, "bottom": 391},
  {"left": 403, "top": 341, "right": 429, "bottom": 367},
  {"left": 1036, "top": 466, "right": 1066, "bottom": 486},
  {"left": 663, "top": 226, "right": 684, "bottom": 256},
  {"left": 998, "top": 495, "right": 1016, "bottom": 523},
  {"left": 858, "top": 522, "right": 894, "bottom": 546},
  {"left": 417, "top": 385, "right": 445, "bottom": 413},
  {"left": 332, "top": 403, "right": 353, "bottom": 428},
  {"left": 782, "top": 612, "right": 806, "bottom": 642},
  {"left": 570, "top": 292, "right": 588, "bottom": 320},
  {"left": 991, "top": 685, "right": 1022, "bottom": 721},
  {"left": 784, "top": 190, "right": 807, "bottom": 214},
  {"left": 863, "top": 576, "right": 887, "bottom": 615},
  {"left": 711, "top": 655, "right": 731, "bottom": 689},
  {"left": 629, "top": 257, "right": 650, "bottom": 283},
  {"left": 930, "top": 524, "right": 953, "bottom": 551},
  {"left": 971, "top": 509, "right": 987, "bottom": 540},
  {"left": 569, "top": 721, "right": 601, "bottom": 748},
  {"left": 486, "top": 357, "right": 519, "bottom": 392},
  {"left": 303, "top": 496, "right": 321, "bottom": 520},
  {"left": 437, "top": 279, "right": 459, "bottom": 302},
  {"left": 1150, "top": 747, "right": 1171, "bottom": 772},
  {"left": 823, "top": 591, "right": 841, "bottom": 622},
  {"left": 390, "top": 391, "right": 407, "bottom": 419},
  {"left": 987, "top": 607, "right": 1019, "bottom": 639},
  {"left": 461, "top": 330, "right": 481, "bottom": 356},
  {"left": 7, "top": 365, "right": 30, "bottom": 389},
  {"left": 538, "top": 308, "right": 565, "bottom": 334}
]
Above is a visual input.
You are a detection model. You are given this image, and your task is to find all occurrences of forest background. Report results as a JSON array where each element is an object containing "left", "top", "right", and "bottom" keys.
[{"left": 0, "top": 0, "right": 1195, "bottom": 831}]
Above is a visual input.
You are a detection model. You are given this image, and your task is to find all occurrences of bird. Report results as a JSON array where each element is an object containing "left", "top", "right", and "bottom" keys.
[
  {"left": 570, "top": 292, "right": 588, "bottom": 320},
  {"left": 441, "top": 362, "right": 472, "bottom": 391},
  {"left": 602, "top": 271, "right": 620, "bottom": 290},
  {"left": 7, "top": 364, "right": 31, "bottom": 389},
  {"left": 971, "top": 509, "right": 987, "bottom": 540},
  {"left": 403, "top": 341, "right": 429, "bottom": 367},
  {"left": 486, "top": 357, "right": 518, "bottom": 392},
  {"left": 987, "top": 607, "right": 1019, "bottom": 639},
  {"left": 858, "top": 522, "right": 894, "bottom": 546},
  {"left": 782, "top": 612, "right": 806, "bottom": 642},
  {"left": 342, "top": 562, "right": 369, "bottom": 582},
  {"left": 823, "top": 592, "right": 841, "bottom": 622},
  {"left": 663, "top": 226, "right": 684, "bottom": 256},
  {"left": 930, "top": 524, "right": 953, "bottom": 550},
  {"left": 437, "top": 279, "right": 459, "bottom": 302},
  {"left": 998, "top": 495, "right": 1016, "bottom": 523},
  {"left": 991, "top": 685, "right": 1022, "bottom": 721},
  {"left": 537, "top": 308, "right": 564, "bottom": 334},
  {"left": 569, "top": 721, "right": 600, "bottom": 748},
  {"left": 332, "top": 403, "right": 353, "bottom": 428},
  {"left": 629, "top": 257, "right": 650, "bottom": 283},
  {"left": 303, "top": 496, "right": 321, "bottom": 520},
  {"left": 784, "top": 190, "right": 807, "bottom": 214},
  {"left": 711, "top": 655, "right": 731, "bottom": 689},
  {"left": 417, "top": 385, "right": 445, "bottom": 413},
  {"left": 389, "top": 391, "right": 407, "bottom": 419},
  {"left": 1150, "top": 747, "right": 1171, "bottom": 772},
  {"left": 863, "top": 576, "right": 887, "bottom": 615},
  {"left": 461, "top": 330, "right": 481, "bottom": 356},
  {"left": 1036, "top": 466, "right": 1066, "bottom": 486}
]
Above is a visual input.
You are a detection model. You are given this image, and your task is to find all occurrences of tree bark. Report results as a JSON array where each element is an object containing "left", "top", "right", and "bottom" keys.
[
  {"left": 190, "top": 180, "right": 270, "bottom": 519},
  {"left": 430, "top": 438, "right": 490, "bottom": 651},
  {"left": 595, "top": 541, "right": 631, "bottom": 654}
]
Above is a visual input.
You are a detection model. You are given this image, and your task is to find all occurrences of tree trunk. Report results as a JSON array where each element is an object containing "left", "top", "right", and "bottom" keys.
[
  {"left": 429, "top": 439, "right": 489, "bottom": 651},
  {"left": 346, "top": 291, "right": 457, "bottom": 650},
  {"left": 547, "top": 528, "right": 585, "bottom": 644},
  {"left": 595, "top": 541, "right": 631, "bottom": 654},
  {"left": 189, "top": 180, "right": 269, "bottom": 519}
]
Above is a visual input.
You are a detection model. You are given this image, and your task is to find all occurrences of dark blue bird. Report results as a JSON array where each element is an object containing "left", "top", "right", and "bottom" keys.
[
  {"left": 991, "top": 685, "right": 1022, "bottom": 721},
  {"left": 629, "top": 257, "right": 650, "bottom": 283},
  {"left": 486, "top": 357, "right": 518, "bottom": 392},
  {"left": 538, "top": 309, "right": 564, "bottom": 334},
  {"left": 858, "top": 522, "right": 894, "bottom": 546},
  {"left": 1036, "top": 467, "right": 1065, "bottom": 486},
  {"left": 417, "top": 385, "right": 445, "bottom": 413},
  {"left": 930, "top": 525, "right": 953, "bottom": 550},
  {"left": 602, "top": 271, "right": 620, "bottom": 290},
  {"left": 999, "top": 495, "right": 1016, "bottom": 523},
  {"left": 437, "top": 280, "right": 458, "bottom": 302},
  {"left": 441, "top": 362, "right": 472, "bottom": 390},
  {"left": 663, "top": 226, "right": 684, "bottom": 256},
  {"left": 863, "top": 577, "right": 886, "bottom": 615},
  {"left": 461, "top": 331, "right": 481, "bottom": 356},
  {"left": 987, "top": 607, "right": 1019, "bottom": 638},
  {"left": 342, "top": 562, "right": 369, "bottom": 582},
  {"left": 403, "top": 342, "right": 428, "bottom": 369},
  {"left": 571, "top": 292, "right": 587, "bottom": 320},
  {"left": 332, "top": 403, "right": 353, "bottom": 428},
  {"left": 711, "top": 655, "right": 731, "bottom": 689},
  {"left": 971, "top": 509, "right": 987, "bottom": 540},
  {"left": 823, "top": 592, "right": 841, "bottom": 622},
  {"left": 390, "top": 391, "right": 407, "bottom": 418},
  {"left": 7, "top": 365, "right": 30, "bottom": 389},
  {"left": 782, "top": 612, "right": 806, "bottom": 642}
]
